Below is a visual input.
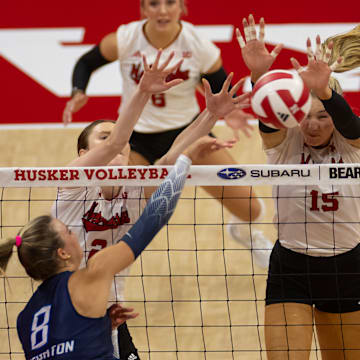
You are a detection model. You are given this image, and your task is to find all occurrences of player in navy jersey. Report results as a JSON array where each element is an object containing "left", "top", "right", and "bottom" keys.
[
  {"left": 237, "top": 15, "right": 360, "bottom": 359},
  {"left": 62, "top": 0, "right": 274, "bottom": 270},
  {"left": 0, "top": 153, "right": 205, "bottom": 360}
]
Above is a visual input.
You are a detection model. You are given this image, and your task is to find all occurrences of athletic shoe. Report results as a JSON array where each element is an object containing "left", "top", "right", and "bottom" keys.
[{"left": 227, "top": 218, "right": 273, "bottom": 269}]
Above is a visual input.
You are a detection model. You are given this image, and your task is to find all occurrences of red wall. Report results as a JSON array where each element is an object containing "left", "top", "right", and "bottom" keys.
[{"left": 1, "top": 0, "right": 359, "bottom": 124}]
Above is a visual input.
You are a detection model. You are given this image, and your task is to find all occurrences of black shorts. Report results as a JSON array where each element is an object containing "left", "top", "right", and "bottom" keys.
[
  {"left": 117, "top": 322, "right": 139, "bottom": 359},
  {"left": 266, "top": 240, "right": 360, "bottom": 313},
  {"left": 129, "top": 119, "right": 215, "bottom": 164}
]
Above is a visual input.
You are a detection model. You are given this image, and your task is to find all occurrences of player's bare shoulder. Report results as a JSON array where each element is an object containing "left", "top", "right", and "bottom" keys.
[{"left": 99, "top": 32, "right": 118, "bottom": 62}]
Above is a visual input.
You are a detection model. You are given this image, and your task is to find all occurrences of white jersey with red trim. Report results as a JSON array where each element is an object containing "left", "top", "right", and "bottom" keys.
[
  {"left": 51, "top": 186, "right": 144, "bottom": 302},
  {"left": 116, "top": 19, "right": 220, "bottom": 133},
  {"left": 265, "top": 127, "right": 360, "bottom": 256}
]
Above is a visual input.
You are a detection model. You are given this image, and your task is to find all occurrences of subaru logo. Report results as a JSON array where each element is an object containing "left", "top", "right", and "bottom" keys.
[{"left": 217, "top": 168, "right": 247, "bottom": 180}]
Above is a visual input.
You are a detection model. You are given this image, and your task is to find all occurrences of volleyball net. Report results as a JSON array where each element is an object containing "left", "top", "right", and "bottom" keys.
[{"left": 1, "top": 162, "right": 359, "bottom": 360}]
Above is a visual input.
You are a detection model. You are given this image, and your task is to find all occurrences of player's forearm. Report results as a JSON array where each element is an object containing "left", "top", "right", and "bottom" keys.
[
  {"left": 120, "top": 154, "right": 191, "bottom": 260},
  {"left": 108, "top": 88, "right": 151, "bottom": 150}
]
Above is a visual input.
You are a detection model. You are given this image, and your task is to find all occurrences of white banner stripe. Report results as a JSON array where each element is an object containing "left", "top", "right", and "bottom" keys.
[
  {"left": 0, "top": 120, "right": 259, "bottom": 130},
  {"left": 1, "top": 164, "right": 360, "bottom": 187}
]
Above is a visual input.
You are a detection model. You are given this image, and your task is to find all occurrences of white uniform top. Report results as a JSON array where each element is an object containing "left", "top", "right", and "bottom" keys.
[
  {"left": 265, "top": 127, "right": 360, "bottom": 256},
  {"left": 51, "top": 186, "right": 144, "bottom": 302},
  {"left": 116, "top": 19, "right": 220, "bottom": 133}
]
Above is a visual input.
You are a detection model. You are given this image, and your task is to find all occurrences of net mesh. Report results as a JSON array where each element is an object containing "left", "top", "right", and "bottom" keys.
[{"left": 1, "top": 163, "right": 358, "bottom": 360}]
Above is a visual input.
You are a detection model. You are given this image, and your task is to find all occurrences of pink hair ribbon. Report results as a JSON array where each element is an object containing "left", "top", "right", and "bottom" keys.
[{"left": 15, "top": 235, "right": 22, "bottom": 247}]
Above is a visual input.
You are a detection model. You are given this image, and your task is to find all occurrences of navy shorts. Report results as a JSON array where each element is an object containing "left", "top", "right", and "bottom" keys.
[
  {"left": 129, "top": 118, "right": 215, "bottom": 164},
  {"left": 266, "top": 240, "right": 360, "bottom": 313}
]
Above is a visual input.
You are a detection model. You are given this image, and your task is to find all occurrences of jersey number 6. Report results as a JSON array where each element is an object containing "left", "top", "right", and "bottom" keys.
[{"left": 151, "top": 94, "right": 166, "bottom": 107}]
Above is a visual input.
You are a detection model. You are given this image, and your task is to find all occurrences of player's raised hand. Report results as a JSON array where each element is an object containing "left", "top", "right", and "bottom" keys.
[
  {"left": 203, "top": 73, "right": 251, "bottom": 119},
  {"left": 139, "top": 50, "right": 184, "bottom": 94},
  {"left": 291, "top": 35, "right": 343, "bottom": 99},
  {"left": 108, "top": 304, "right": 139, "bottom": 330},
  {"left": 62, "top": 91, "right": 88, "bottom": 126},
  {"left": 236, "top": 14, "right": 283, "bottom": 82},
  {"left": 183, "top": 135, "right": 236, "bottom": 162},
  {"left": 224, "top": 108, "right": 255, "bottom": 140}
]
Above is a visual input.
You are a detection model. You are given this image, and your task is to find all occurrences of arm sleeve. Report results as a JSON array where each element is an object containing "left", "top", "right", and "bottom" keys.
[
  {"left": 72, "top": 45, "right": 111, "bottom": 92},
  {"left": 120, "top": 155, "right": 191, "bottom": 258},
  {"left": 321, "top": 90, "right": 360, "bottom": 139},
  {"left": 259, "top": 121, "right": 280, "bottom": 133}
]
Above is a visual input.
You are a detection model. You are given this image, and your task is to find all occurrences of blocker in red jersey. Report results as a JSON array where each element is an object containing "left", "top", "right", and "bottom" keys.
[{"left": 251, "top": 69, "right": 312, "bottom": 128}]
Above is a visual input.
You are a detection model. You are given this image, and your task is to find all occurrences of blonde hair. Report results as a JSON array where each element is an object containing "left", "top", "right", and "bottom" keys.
[
  {"left": 322, "top": 25, "right": 360, "bottom": 94},
  {"left": 0, "top": 216, "right": 64, "bottom": 281},
  {"left": 140, "top": 0, "right": 188, "bottom": 17}
]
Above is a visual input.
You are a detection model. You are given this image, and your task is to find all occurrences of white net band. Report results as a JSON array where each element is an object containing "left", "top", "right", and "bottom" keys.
[{"left": 3, "top": 163, "right": 360, "bottom": 187}]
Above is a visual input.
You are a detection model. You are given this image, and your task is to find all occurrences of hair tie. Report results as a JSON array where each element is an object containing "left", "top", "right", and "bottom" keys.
[{"left": 15, "top": 235, "right": 22, "bottom": 248}]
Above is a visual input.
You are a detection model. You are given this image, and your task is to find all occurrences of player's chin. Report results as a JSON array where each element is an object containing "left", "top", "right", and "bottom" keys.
[{"left": 304, "top": 135, "right": 323, "bottom": 147}]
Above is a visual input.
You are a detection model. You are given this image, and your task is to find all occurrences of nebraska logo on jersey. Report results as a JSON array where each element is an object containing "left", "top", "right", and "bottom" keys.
[
  {"left": 301, "top": 143, "right": 344, "bottom": 164},
  {"left": 301, "top": 153, "right": 344, "bottom": 164},
  {"left": 130, "top": 64, "right": 189, "bottom": 84},
  {"left": 131, "top": 50, "right": 142, "bottom": 57},
  {"left": 166, "top": 68, "right": 189, "bottom": 82},
  {"left": 82, "top": 202, "right": 130, "bottom": 232}
]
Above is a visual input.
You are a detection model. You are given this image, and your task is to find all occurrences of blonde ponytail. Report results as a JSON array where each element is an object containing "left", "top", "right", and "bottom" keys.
[
  {"left": 321, "top": 25, "right": 360, "bottom": 94},
  {"left": 323, "top": 24, "right": 360, "bottom": 73},
  {"left": 0, "top": 238, "right": 16, "bottom": 276}
]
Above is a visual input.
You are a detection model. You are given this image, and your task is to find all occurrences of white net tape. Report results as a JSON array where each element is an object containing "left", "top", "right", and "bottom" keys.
[{"left": 2, "top": 163, "right": 360, "bottom": 187}]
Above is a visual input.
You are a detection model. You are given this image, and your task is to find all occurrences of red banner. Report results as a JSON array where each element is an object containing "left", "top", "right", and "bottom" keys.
[{"left": 1, "top": 0, "right": 359, "bottom": 124}]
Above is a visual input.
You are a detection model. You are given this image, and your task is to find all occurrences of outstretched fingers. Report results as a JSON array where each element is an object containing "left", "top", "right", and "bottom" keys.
[
  {"left": 290, "top": 57, "right": 303, "bottom": 72},
  {"left": 330, "top": 56, "right": 343, "bottom": 71},
  {"left": 315, "top": 35, "right": 322, "bottom": 59},
  {"left": 236, "top": 28, "right": 246, "bottom": 49},
  {"left": 142, "top": 55, "right": 150, "bottom": 72},
  {"left": 248, "top": 14, "right": 257, "bottom": 41},
  {"left": 202, "top": 78, "right": 212, "bottom": 98},
  {"left": 221, "top": 72, "right": 234, "bottom": 93},
  {"left": 158, "top": 51, "right": 175, "bottom": 71},
  {"left": 306, "top": 38, "right": 315, "bottom": 61},
  {"left": 322, "top": 40, "right": 333, "bottom": 63},
  {"left": 62, "top": 102, "right": 74, "bottom": 125},
  {"left": 165, "top": 58, "right": 183, "bottom": 75},
  {"left": 152, "top": 49, "right": 163, "bottom": 70},
  {"left": 229, "top": 77, "right": 246, "bottom": 97},
  {"left": 211, "top": 138, "right": 237, "bottom": 150},
  {"left": 259, "top": 17, "right": 265, "bottom": 42},
  {"left": 233, "top": 92, "right": 251, "bottom": 108},
  {"left": 163, "top": 78, "right": 184, "bottom": 90},
  {"left": 243, "top": 17, "right": 251, "bottom": 42},
  {"left": 270, "top": 43, "right": 283, "bottom": 58}
]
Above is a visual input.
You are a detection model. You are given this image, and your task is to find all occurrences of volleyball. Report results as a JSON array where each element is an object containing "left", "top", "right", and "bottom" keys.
[{"left": 251, "top": 70, "right": 312, "bottom": 129}]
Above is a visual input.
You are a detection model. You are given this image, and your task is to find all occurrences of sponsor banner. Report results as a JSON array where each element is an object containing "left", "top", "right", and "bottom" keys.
[{"left": 1, "top": 163, "right": 360, "bottom": 187}]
